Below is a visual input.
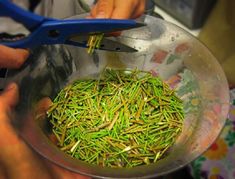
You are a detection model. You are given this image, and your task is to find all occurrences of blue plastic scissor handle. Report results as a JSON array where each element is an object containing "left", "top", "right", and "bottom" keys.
[
  {"left": 0, "top": 0, "right": 140, "bottom": 49},
  {"left": 0, "top": 0, "right": 53, "bottom": 31},
  {"left": 1, "top": 19, "right": 137, "bottom": 48}
]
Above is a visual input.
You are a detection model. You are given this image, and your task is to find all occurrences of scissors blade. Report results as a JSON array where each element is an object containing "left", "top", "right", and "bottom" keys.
[{"left": 67, "top": 35, "right": 138, "bottom": 53}]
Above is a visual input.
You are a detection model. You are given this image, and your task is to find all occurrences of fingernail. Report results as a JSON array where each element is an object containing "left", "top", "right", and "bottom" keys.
[
  {"left": 5, "top": 83, "right": 16, "bottom": 91},
  {"left": 96, "top": 12, "right": 106, "bottom": 19}
]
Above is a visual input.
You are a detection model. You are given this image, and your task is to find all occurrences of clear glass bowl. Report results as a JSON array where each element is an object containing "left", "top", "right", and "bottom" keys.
[{"left": 6, "top": 15, "right": 230, "bottom": 178}]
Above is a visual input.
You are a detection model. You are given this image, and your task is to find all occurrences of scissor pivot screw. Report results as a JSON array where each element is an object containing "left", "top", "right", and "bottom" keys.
[{"left": 115, "top": 47, "right": 121, "bottom": 51}]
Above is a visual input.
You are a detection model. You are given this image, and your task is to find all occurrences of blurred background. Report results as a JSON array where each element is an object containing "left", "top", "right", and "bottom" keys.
[{"left": 151, "top": 0, "right": 235, "bottom": 89}]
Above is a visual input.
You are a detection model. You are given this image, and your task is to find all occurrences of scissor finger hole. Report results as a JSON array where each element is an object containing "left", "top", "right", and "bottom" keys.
[{"left": 48, "top": 30, "right": 60, "bottom": 38}]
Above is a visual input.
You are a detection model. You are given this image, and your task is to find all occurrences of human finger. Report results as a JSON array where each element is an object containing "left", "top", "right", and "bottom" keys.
[
  {"left": 130, "top": 0, "right": 146, "bottom": 19},
  {"left": 0, "top": 83, "right": 19, "bottom": 112},
  {"left": 0, "top": 45, "right": 29, "bottom": 68},
  {"left": 89, "top": 4, "right": 97, "bottom": 18},
  {"left": 90, "top": 0, "right": 114, "bottom": 18},
  {"left": 111, "top": 0, "right": 136, "bottom": 19}
]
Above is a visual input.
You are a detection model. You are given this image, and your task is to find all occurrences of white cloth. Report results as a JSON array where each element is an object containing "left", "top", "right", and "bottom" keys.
[{"left": 0, "top": 0, "right": 29, "bottom": 34}]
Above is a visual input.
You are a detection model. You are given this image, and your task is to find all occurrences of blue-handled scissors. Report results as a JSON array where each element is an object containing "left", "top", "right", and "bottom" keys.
[{"left": 0, "top": 0, "right": 144, "bottom": 52}]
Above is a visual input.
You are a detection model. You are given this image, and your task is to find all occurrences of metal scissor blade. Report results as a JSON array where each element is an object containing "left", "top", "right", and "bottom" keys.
[
  {"left": 133, "top": 22, "right": 146, "bottom": 28},
  {"left": 67, "top": 36, "right": 138, "bottom": 53}
]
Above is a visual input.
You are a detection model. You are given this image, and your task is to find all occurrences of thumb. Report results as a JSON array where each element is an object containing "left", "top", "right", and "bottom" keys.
[{"left": 0, "top": 83, "right": 19, "bottom": 108}]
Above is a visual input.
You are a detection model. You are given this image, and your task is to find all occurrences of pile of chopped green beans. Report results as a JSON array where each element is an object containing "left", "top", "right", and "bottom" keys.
[{"left": 47, "top": 69, "right": 184, "bottom": 168}]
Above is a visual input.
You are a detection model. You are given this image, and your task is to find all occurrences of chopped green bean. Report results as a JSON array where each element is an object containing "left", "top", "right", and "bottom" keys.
[{"left": 47, "top": 68, "right": 184, "bottom": 168}]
